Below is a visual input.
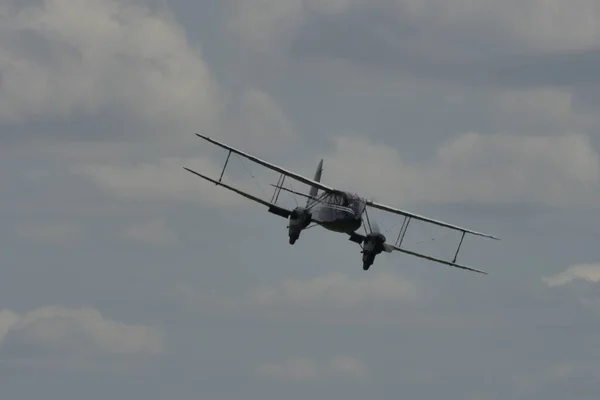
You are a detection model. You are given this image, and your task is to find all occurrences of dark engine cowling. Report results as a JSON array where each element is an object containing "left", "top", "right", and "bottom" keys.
[
  {"left": 361, "top": 233, "right": 386, "bottom": 270},
  {"left": 288, "top": 207, "right": 311, "bottom": 244}
]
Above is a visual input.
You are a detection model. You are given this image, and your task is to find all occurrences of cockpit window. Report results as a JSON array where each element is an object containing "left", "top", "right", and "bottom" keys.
[{"left": 325, "top": 193, "right": 350, "bottom": 207}]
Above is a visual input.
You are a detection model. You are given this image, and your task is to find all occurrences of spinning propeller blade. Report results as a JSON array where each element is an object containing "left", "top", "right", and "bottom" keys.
[{"left": 370, "top": 220, "right": 380, "bottom": 234}]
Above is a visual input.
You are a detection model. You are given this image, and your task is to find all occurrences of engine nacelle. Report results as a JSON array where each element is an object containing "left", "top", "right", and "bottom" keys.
[
  {"left": 362, "top": 233, "right": 386, "bottom": 254},
  {"left": 288, "top": 207, "right": 311, "bottom": 244},
  {"left": 361, "top": 232, "right": 386, "bottom": 270}
]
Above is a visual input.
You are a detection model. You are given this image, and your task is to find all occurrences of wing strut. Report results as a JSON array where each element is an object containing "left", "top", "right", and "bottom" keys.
[
  {"left": 195, "top": 133, "right": 335, "bottom": 194},
  {"left": 367, "top": 200, "right": 499, "bottom": 240},
  {"left": 183, "top": 167, "right": 292, "bottom": 219},
  {"left": 270, "top": 173, "right": 287, "bottom": 204},
  {"left": 453, "top": 231, "right": 466, "bottom": 264},
  {"left": 387, "top": 243, "right": 487, "bottom": 274},
  {"left": 394, "top": 216, "right": 411, "bottom": 248},
  {"left": 363, "top": 206, "right": 373, "bottom": 233},
  {"left": 219, "top": 150, "right": 232, "bottom": 182}
]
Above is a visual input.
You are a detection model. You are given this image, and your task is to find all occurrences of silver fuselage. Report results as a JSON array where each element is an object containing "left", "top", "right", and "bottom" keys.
[{"left": 311, "top": 191, "right": 365, "bottom": 233}]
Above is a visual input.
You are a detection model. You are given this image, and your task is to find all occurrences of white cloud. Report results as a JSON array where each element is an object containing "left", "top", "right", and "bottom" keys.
[
  {"left": 83, "top": 128, "right": 600, "bottom": 211},
  {"left": 170, "top": 270, "right": 418, "bottom": 317},
  {"left": 251, "top": 270, "right": 418, "bottom": 307},
  {"left": 78, "top": 87, "right": 297, "bottom": 204},
  {"left": 15, "top": 221, "right": 82, "bottom": 245},
  {"left": 120, "top": 218, "right": 179, "bottom": 246},
  {"left": 0, "top": 306, "right": 165, "bottom": 359},
  {"left": 79, "top": 155, "right": 265, "bottom": 207},
  {"left": 255, "top": 356, "right": 369, "bottom": 381},
  {"left": 0, "top": 0, "right": 218, "bottom": 131},
  {"left": 320, "top": 132, "right": 600, "bottom": 207},
  {"left": 542, "top": 264, "right": 600, "bottom": 287}
]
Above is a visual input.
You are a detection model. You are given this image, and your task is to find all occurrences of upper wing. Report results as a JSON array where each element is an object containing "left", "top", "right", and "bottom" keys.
[
  {"left": 195, "top": 134, "right": 336, "bottom": 194},
  {"left": 367, "top": 200, "right": 499, "bottom": 240}
]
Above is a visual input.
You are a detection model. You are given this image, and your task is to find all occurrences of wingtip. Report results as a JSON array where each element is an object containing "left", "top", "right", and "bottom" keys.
[
  {"left": 463, "top": 266, "right": 488, "bottom": 275},
  {"left": 479, "top": 233, "right": 500, "bottom": 241}
]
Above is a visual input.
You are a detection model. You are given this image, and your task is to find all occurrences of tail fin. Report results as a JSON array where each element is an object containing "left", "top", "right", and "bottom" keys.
[{"left": 306, "top": 159, "right": 323, "bottom": 206}]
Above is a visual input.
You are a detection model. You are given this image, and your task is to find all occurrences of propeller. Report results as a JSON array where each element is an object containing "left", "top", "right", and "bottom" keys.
[
  {"left": 365, "top": 218, "right": 395, "bottom": 254},
  {"left": 370, "top": 220, "right": 381, "bottom": 234}
]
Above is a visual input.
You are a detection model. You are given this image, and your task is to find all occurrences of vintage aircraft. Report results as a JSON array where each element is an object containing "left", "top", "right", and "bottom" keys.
[{"left": 184, "top": 133, "right": 499, "bottom": 273}]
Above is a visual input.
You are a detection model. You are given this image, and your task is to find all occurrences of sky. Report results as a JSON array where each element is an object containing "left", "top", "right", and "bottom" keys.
[{"left": 2, "top": 0, "right": 600, "bottom": 398}]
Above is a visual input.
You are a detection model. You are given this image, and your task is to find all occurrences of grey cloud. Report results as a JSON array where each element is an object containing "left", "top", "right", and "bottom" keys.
[
  {"left": 15, "top": 220, "right": 82, "bottom": 245},
  {"left": 290, "top": 6, "right": 502, "bottom": 80},
  {"left": 222, "top": 0, "right": 600, "bottom": 144},
  {"left": 493, "top": 49, "right": 600, "bottom": 88},
  {"left": 290, "top": 6, "right": 600, "bottom": 90},
  {"left": 255, "top": 356, "right": 369, "bottom": 381},
  {"left": 6, "top": 0, "right": 600, "bottom": 398},
  {"left": 120, "top": 218, "right": 180, "bottom": 247}
]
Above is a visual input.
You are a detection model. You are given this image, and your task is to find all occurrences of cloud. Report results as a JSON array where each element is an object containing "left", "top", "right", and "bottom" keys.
[
  {"left": 542, "top": 264, "right": 600, "bottom": 287},
  {"left": 0, "top": 306, "right": 165, "bottom": 361},
  {"left": 224, "top": 0, "right": 305, "bottom": 53},
  {"left": 250, "top": 270, "right": 418, "bottom": 307},
  {"left": 319, "top": 132, "right": 600, "bottom": 207},
  {"left": 120, "top": 218, "right": 179, "bottom": 246},
  {"left": 230, "top": 0, "right": 600, "bottom": 66},
  {"left": 170, "top": 270, "right": 418, "bottom": 318},
  {"left": 221, "top": 88, "right": 294, "bottom": 153},
  {"left": 79, "top": 155, "right": 266, "bottom": 207},
  {"left": 82, "top": 131, "right": 600, "bottom": 210},
  {"left": 226, "top": 0, "right": 600, "bottom": 128},
  {"left": 0, "top": 0, "right": 218, "bottom": 137},
  {"left": 255, "top": 356, "right": 369, "bottom": 381},
  {"left": 15, "top": 221, "right": 82, "bottom": 245}
]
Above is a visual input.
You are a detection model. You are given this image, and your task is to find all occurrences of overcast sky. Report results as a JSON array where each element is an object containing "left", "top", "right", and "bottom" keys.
[{"left": 3, "top": 0, "right": 600, "bottom": 398}]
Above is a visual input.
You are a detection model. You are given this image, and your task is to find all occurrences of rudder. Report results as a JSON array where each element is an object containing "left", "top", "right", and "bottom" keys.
[{"left": 307, "top": 159, "right": 323, "bottom": 205}]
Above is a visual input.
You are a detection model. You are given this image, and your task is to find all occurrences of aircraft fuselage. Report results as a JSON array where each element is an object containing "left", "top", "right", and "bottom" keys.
[{"left": 311, "top": 191, "right": 365, "bottom": 234}]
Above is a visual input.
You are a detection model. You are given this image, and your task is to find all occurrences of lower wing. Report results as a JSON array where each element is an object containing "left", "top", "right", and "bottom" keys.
[
  {"left": 183, "top": 167, "right": 292, "bottom": 219},
  {"left": 349, "top": 232, "right": 487, "bottom": 274}
]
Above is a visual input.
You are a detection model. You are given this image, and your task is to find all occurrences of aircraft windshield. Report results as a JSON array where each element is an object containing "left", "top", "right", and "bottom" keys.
[{"left": 324, "top": 192, "right": 350, "bottom": 207}]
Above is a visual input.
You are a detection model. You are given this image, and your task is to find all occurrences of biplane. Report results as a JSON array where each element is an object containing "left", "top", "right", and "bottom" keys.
[{"left": 184, "top": 134, "right": 499, "bottom": 273}]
